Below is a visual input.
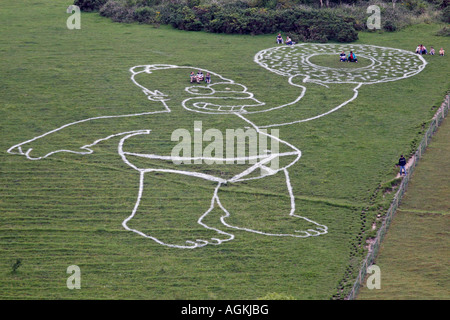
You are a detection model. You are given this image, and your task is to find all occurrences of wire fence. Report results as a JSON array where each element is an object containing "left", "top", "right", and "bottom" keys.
[{"left": 346, "top": 94, "right": 449, "bottom": 300}]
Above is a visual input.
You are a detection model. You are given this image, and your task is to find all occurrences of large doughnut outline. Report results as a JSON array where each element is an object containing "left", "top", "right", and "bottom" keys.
[{"left": 255, "top": 44, "right": 427, "bottom": 84}]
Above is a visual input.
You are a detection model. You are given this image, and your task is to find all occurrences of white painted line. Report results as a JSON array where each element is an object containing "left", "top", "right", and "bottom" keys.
[{"left": 7, "top": 44, "right": 427, "bottom": 248}]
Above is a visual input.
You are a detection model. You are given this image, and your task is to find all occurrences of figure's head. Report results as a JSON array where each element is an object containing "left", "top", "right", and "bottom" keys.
[{"left": 130, "top": 64, "right": 268, "bottom": 114}]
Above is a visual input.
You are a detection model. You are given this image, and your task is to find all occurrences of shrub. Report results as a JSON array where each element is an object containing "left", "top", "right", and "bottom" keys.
[
  {"left": 158, "top": 1, "right": 185, "bottom": 26},
  {"left": 383, "top": 20, "right": 398, "bottom": 32},
  {"left": 75, "top": 0, "right": 360, "bottom": 42},
  {"left": 134, "top": 6, "right": 157, "bottom": 24},
  {"left": 99, "top": 0, "right": 135, "bottom": 23},
  {"left": 283, "top": 10, "right": 359, "bottom": 42},
  {"left": 442, "top": 6, "right": 450, "bottom": 23},
  {"left": 135, "top": 0, "right": 162, "bottom": 6},
  {"left": 187, "top": 0, "right": 201, "bottom": 8},
  {"left": 74, "top": 0, "right": 108, "bottom": 11},
  {"left": 243, "top": 8, "right": 277, "bottom": 34},
  {"left": 336, "top": 25, "right": 359, "bottom": 42},
  {"left": 436, "top": 26, "right": 450, "bottom": 36},
  {"left": 402, "top": 0, "right": 428, "bottom": 14},
  {"left": 192, "top": 5, "right": 220, "bottom": 26}
]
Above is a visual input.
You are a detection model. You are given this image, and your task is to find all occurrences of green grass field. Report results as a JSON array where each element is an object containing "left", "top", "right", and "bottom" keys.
[
  {"left": 0, "top": 0, "right": 449, "bottom": 299},
  {"left": 357, "top": 115, "right": 450, "bottom": 300}
]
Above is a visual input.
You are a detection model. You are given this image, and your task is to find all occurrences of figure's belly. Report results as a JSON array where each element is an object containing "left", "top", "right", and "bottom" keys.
[{"left": 118, "top": 129, "right": 301, "bottom": 182}]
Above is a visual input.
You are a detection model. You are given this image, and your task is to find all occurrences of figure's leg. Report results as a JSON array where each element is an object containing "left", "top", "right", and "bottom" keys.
[
  {"left": 122, "top": 171, "right": 234, "bottom": 248},
  {"left": 216, "top": 169, "right": 327, "bottom": 238}
]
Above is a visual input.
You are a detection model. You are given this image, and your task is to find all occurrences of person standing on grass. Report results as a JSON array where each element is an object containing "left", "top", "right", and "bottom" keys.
[{"left": 398, "top": 155, "right": 407, "bottom": 176}]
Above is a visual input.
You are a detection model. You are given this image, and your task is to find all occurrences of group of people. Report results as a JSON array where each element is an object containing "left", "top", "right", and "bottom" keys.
[
  {"left": 190, "top": 70, "right": 211, "bottom": 84},
  {"left": 277, "top": 33, "right": 295, "bottom": 46},
  {"left": 275, "top": 34, "right": 446, "bottom": 58},
  {"left": 339, "top": 50, "right": 358, "bottom": 63},
  {"left": 415, "top": 44, "right": 445, "bottom": 56}
]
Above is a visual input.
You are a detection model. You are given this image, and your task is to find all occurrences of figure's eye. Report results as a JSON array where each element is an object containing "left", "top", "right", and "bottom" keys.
[{"left": 185, "top": 86, "right": 214, "bottom": 95}]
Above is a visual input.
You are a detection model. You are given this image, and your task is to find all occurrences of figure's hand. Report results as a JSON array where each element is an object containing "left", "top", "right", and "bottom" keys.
[
  {"left": 7, "top": 135, "right": 90, "bottom": 160},
  {"left": 8, "top": 127, "right": 152, "bottom": 160}
]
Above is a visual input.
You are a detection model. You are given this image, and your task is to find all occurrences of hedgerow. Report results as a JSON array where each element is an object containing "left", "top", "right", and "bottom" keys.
[{"left": 74, "top": 0, "right": 443, "bottom": 42}]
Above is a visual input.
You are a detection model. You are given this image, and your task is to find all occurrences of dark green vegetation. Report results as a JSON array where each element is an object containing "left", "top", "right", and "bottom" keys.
[
  {"left": 75, "top": 0, "right": 449, "bottom": 43},
  {"left": 96, "top": 0, "right": 360, "bottom": 42},
  {"left": 0, "top": 0, "right": 449, "bottom": 299},
  {"left": 358, "top": 116, "right": 450, "bottom": 300}
]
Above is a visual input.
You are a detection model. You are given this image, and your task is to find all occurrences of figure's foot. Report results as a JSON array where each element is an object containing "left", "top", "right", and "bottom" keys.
[
  {"left": 220, "top": 203, "right": 328, "bottom": 238},
  {"left": 216, "top": 171, "right": 328, "bottom": 238},
  {"left": 123, "top": 172, "right": 234, "bottom": 248},
  {"left": 125, "top": 213, "right": 234, "bottom": 249}
]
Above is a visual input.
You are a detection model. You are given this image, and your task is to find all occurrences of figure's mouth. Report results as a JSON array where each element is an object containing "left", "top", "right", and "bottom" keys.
[
  {"left": 185, "top": 97, "right": 264, "bottom": 113},
  {"left": 192, "top": 102, "right": 244, "bottom": 112}
]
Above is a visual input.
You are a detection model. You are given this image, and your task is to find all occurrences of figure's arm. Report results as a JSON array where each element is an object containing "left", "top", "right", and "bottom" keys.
[
  {"left": 243, "top": 76, "right": 362, "bottom": 128},
  {"left": 8, "top": 111, "right": 168, "bottom": 160}
]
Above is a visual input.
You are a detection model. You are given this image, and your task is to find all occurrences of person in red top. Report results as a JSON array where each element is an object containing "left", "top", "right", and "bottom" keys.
[{"left": 347, "top": 51, "right": 358, "bottom": 62}]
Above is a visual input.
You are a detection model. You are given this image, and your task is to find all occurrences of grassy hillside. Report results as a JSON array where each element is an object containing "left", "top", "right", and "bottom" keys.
[
  {"left": 0, "top": 0, "right": 448, "bottom": 299},
  {"left": 357, "top": 115, "right": 449, "bottom": 300}
]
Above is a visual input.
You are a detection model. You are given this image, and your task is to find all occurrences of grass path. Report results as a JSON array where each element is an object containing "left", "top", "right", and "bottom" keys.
[{"left": 357, "top": 114, "right": 450, "bottom": 300}]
